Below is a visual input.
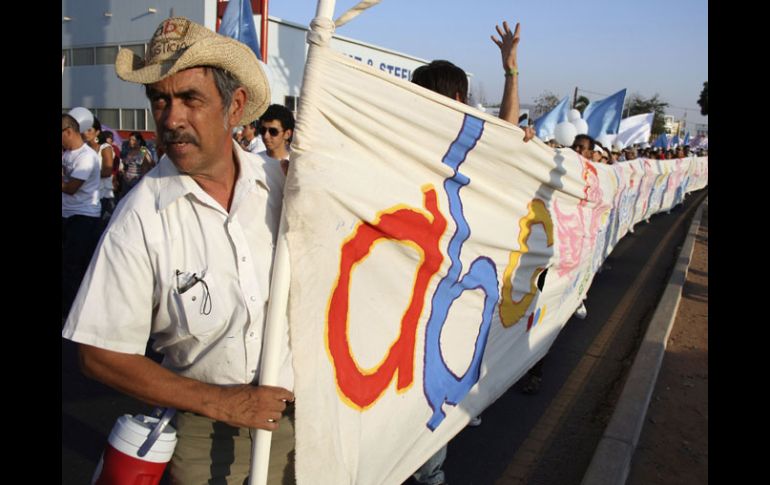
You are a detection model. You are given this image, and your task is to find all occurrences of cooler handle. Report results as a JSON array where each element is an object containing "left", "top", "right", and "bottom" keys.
[{"left": 137, "top": 407, "right": 177, "bottom": 457}]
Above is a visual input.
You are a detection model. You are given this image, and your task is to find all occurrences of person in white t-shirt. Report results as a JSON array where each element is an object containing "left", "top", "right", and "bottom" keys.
[
  {"left": 257, "top": 104, "right": 294, "bottom": 179},
  {"left": 62, "top": 112, "right": 102, "bottom": 317},
  {"left": 242, "top": 120, "right": 266, "bottom": 154},
  {"left": 83, "top": 117, "right": 116, "bottom": 223}
]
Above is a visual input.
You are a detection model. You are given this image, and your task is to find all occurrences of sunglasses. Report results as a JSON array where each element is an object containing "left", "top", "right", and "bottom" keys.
[{"left": 258, "top": 126, "right": 282, "bottom": 137}]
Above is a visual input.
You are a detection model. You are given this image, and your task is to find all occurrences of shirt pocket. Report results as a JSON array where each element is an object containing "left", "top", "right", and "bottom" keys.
[{"left": 170, "top": 271, "right": 226, "bottom": 341}]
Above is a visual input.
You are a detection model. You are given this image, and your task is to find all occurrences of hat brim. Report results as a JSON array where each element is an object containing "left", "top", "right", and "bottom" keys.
[{"left": 115, "top": 36, "right": 270, "bottom": 125}]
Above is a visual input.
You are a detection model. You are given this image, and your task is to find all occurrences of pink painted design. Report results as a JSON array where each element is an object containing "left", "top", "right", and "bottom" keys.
[{"left": 553, "top": 160, "right": 610, "bottom": 278}]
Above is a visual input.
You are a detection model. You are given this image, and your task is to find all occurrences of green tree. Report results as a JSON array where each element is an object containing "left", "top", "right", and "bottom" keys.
[
  {"left": 574, "top": 95, "right": 590, "bottom": 114},
  {"left": 532, "top": 91, "right": 560, "bottom": 119},
  {"left": 626, "top": 93, "right": 669, "bottom": 136},
  {"left": 697, "top": 82, "right": 708, "bottom": 116}
]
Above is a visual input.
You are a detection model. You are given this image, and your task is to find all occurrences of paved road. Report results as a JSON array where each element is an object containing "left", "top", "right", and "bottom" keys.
[{"left": 61, "top": 189, "right": 707, "bottom": 485}]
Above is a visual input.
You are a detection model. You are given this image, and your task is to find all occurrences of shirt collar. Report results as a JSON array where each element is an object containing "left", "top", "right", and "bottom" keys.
[{"left": 156, "top": 144, "right": 269, "bottom": 211}]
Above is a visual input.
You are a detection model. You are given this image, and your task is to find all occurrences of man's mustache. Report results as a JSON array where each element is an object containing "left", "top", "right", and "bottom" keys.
[{"left": 161, "top": 130, "right": 200, "bottom": 146}]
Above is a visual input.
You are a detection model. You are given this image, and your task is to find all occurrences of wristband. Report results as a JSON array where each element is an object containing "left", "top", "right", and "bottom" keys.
[{"left": 505, "top": 67, "right": 519, "bottom": 77}]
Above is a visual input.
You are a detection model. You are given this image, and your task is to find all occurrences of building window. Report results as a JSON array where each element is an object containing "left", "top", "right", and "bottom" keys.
[
  {"left": 72, "top": 47, "right": 94, "bottom": 66},
  {"left": 95, "top": 46, "right": 119, "bottom": 65},
  {"left": 121, "top": 109, "right": 136, "bottom": 130},
  {"left": 94, "top": 109, "right": 120, "bottom": 130},
  {"left": 121, "top": 44, "right": 146, "bottom": 59},
  {"left": 284, "top": 95, "right": 298, "bottom": 113},
  {"left": 135, "top": 109, "right": 147, "bottom": 131}
]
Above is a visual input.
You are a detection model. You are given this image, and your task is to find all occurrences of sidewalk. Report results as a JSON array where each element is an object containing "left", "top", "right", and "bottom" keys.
[
  {"left": 625, "top": 199, "right": 708, "bottom": 484},
  {"left": 582, "top": 196, "right": 708, "bottom": 485}
]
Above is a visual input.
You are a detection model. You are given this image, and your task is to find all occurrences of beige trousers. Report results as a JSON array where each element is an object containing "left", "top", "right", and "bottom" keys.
[{"left": 168, "top": 405, "right": 295, "bottom": 485}]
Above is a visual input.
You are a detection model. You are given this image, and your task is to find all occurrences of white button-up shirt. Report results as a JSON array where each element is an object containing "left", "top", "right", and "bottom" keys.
[{"left": 62, "top": 145, "right": 293, "bottom": 389}]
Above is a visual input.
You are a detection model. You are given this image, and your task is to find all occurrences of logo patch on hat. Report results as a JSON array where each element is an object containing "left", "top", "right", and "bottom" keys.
[{"left": 148, "top": 18, "right": 192, "bottom": 61}]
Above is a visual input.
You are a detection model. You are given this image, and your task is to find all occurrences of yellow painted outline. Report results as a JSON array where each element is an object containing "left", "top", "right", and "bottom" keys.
[{"left": 499, "top": 199, "right": 554, "bottom": 328}]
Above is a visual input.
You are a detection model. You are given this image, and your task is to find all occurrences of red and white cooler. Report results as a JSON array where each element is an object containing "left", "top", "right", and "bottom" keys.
[{"left": 91, "top": 409, "right": 177, "bottom": 485}]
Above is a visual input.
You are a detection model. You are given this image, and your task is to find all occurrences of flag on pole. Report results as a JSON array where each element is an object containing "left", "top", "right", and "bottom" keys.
[
  {"left": 615, "top": 113, "right": 653, "bottom": 147},
  {"left": 652, "top": 133, "right": 668, "bottom": 149},
  {"left": 670, "top": 134, "right": 680, "bottom": 148},
  {"left": 583, "top": 89, "right": 627, "bottom": 139},
  {"left": 533, "top": 96, "right": 570, "bottom": 141},
  {"left": 219, "top": 0, "right": 262, "bottom": 60},
  {"left": 683, "top": 131, "right": 691, "bottom": 146}
]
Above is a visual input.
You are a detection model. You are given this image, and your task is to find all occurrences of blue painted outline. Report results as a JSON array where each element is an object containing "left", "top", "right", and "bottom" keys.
[{"left": 423, "top": 115, "right": 500, "bottom": 431}]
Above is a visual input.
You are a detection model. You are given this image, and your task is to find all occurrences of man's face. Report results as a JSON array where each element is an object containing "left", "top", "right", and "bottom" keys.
[
  {"left": 61, "top": 126, "right": 71, "bottom": 150},
  {"left": 260, "top": 119, "right": 291, "bottom": 152},
  {"left": 62, "top": 122, "right": 79, "bottom": 151},
  {"left": 147, "top": 67, "right": 243, "bottom": 176},
  {"left": 243, "top": 123, "right": 256, "bottom": 141},
  {"left": 572, "top": 140, "right": 591, "bottom": 156}
]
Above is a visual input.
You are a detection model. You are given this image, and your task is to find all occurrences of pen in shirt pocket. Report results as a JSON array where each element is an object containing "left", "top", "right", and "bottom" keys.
[{"left": 175, "top": 270, "right": 212, "bottom": 315}]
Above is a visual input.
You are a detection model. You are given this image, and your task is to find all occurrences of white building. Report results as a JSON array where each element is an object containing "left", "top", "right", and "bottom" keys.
[{"left": 62, "top": 1, "right": 429, "bottom": 134}]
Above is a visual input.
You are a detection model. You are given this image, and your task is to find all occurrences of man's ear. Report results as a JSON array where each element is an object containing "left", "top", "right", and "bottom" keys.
[{"left": 228, "top": 87, "right": 248, "bottom": 127}]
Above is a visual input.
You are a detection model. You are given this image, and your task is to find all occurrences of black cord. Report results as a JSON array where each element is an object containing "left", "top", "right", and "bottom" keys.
[
  {"left": 198, "top": 276, "right": 212, "bottom": 315},
  {"left": 175, "top": 270, "right": 212, "bottom": 315}
]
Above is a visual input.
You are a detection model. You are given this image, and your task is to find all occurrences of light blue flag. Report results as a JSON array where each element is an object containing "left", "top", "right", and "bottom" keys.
[
  {"left": 671, "top": 134, "right": 680, "bottom": 148},
  {"left": 220, "top": 0, "right": 261, "bottom": 60},
  {"left": 683, "top": 132, "right": 690, "bottom": 146},
  {"left": 652, "top": 133, "right": 668, "bottom": 149},
  {"left": 533, "top": 96, "right": 570, "bottom": 141},
  {"left": 583, "top": 89, "right": 627, "bottom": 139}
]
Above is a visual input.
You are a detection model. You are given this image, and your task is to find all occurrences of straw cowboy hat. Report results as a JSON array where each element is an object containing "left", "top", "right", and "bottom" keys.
[{"left": 115, "top": 17, "right": 270, "bottom": 125}]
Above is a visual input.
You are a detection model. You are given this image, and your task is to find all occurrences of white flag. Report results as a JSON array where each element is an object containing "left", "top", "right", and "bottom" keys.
[{"left": 616, "top": 112, "right": 654, "bottom": 147}]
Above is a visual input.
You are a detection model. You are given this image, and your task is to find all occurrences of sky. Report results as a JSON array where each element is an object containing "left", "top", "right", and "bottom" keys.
[{"left": 270, "top": 0, "right": 708, "bottom": 128}]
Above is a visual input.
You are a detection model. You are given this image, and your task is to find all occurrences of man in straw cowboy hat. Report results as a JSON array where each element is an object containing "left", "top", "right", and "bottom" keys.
[{"left": 62, "top": 17, "right": 295, "bottom": 484}]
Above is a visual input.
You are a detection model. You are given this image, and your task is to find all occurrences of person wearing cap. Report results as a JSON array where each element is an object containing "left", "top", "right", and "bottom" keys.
[
  {"left": 609, "top": 146, "right": 621, "bottom": 164},
  {"left": 61, "top": 17, "right": 294, "bottom": 484},
  {"left": 62, "top": 110, "right": 103, "bottom": 317}
]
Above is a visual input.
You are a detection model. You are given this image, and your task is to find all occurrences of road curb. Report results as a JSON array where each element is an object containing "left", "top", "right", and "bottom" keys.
[{"left": 580, "top": 196, "right": 707, "bottom": 485}]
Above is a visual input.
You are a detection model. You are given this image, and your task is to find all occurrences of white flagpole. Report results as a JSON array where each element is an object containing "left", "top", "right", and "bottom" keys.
[
  {"left": 316, "top": 0, "right": 337, "bottom": 22},
  {"left": 248, "top": 2, "right": 337, "bottom": 484}
]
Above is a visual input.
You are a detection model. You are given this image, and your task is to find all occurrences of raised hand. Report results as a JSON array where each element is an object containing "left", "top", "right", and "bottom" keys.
[{"left": 491, "top": 21, "right": 520, "bottom": 71}]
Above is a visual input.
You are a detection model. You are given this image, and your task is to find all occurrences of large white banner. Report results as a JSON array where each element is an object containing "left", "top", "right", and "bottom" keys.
[{"left": 284, "top": 41, "right": 707, "bottom": 485}]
